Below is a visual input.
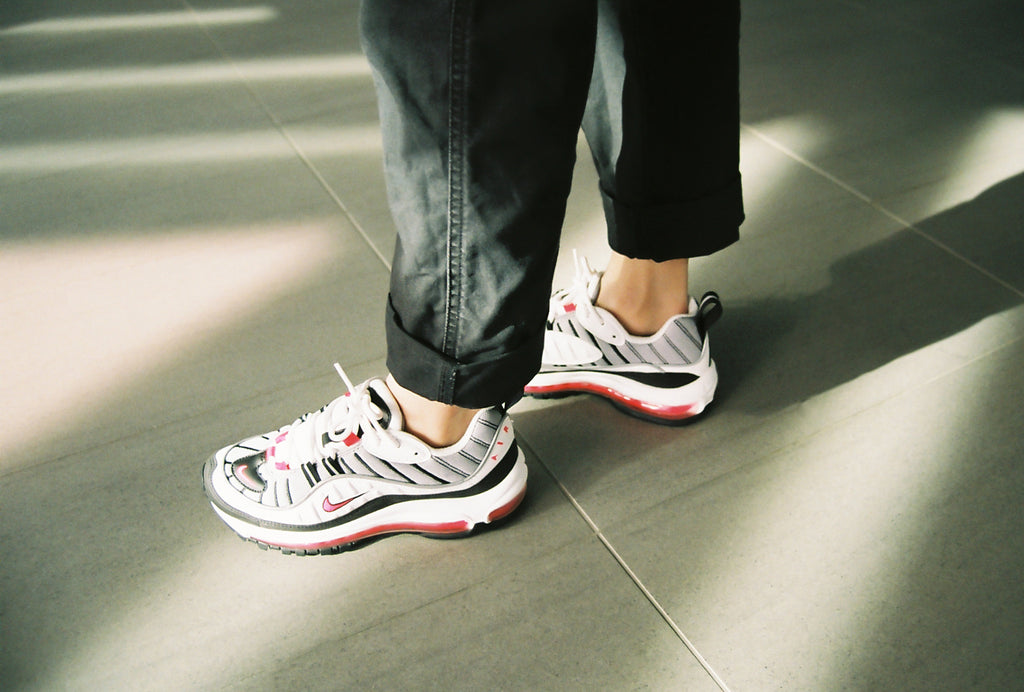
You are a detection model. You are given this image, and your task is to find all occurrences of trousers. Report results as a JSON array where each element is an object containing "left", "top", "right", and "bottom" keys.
[{"left": 360, "top": 0, "right": 744, "bottom": 408}]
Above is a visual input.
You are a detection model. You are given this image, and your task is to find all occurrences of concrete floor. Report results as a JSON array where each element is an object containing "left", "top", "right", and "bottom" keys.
[{"left": 2, "top": 1, "right": 1023, "bottom": 690}]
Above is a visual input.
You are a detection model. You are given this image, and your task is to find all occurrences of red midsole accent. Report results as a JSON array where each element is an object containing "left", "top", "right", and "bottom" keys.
[
  {"left": 525, "top": 381, "right": 697, "bottom": 420},
  {"left": 267, "top": 486, "right": 528, "bottom": 551},
  {"left": 271, "top": 520, "right": 471, "bottom": 551},
  {"left": 488, "top": 486, "right": 527, "bottom": 522}
]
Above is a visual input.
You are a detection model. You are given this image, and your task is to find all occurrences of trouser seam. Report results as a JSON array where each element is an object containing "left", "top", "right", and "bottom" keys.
[{"left": 442, "top": 0, "right": 471, "bottom": 402}]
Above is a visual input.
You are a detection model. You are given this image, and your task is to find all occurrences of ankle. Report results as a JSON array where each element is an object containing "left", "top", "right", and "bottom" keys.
[
  {"left": 385, "top": 375, "right": 480, "bottom": 448},
  {"left": 596, "top": 253, "right": 690, "bottom": 336}
]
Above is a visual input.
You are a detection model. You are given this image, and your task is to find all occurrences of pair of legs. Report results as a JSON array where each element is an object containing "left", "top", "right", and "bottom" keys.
[
  {"left": 203, "top": 0, "right": 743, "bottom": 554},
  {"left": 363, "top": 0, "right": 744, "bottom": 444},
  {"left": 391, "top": 253, "right": 693, "bottom": 445}
]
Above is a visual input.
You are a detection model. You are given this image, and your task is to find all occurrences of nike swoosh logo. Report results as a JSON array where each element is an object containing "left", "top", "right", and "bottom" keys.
[{"left": 322, "top": 493, "right": 365, "bottom": 513}]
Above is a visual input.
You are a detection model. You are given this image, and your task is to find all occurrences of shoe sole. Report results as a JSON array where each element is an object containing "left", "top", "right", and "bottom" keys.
[
  {"left": 525, "top": 361, "right": 717, "bottom": 426},
  {"left": 203, "top": 448, "right": 528, "bottom": 556}
]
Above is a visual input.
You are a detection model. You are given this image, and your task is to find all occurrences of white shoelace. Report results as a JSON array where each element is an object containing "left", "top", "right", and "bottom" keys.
[
  {"left": 265, "top": 365, "right": 400, "bottom": 472},
  {"left": 547, "top": 251, "right": 608, "bottom": 331}
]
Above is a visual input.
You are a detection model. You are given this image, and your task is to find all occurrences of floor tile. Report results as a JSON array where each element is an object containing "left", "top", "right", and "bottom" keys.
[
  {"left": 281, "top": 115, "right": 396, "bottom": 264},
  {"left": 1, "top": 229, "right": 388, "bottom": 472},
  {"left": 741, "top": 0, "right": 1024, "bottom": 226},
  {"left": 918, "top": 171, "right": 1024, "bottom": 294},
  {"left": 602, "top": 338, "right": 1024, "bottom": 691},
  {"left": 191, "top": 0, "right": 373, "bottom": 127},
  {"left": 1, "top": 2, "right": 219, "bottom": 80},
  {"left": 851, "top": 0, "right": 1024, "bottom": 68},
  {"left": 229, "top": 537, "right": 722, "bottom": 692}
]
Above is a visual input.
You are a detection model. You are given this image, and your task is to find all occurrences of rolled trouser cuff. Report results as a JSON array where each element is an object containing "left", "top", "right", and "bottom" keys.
[
  {"left": 385, "top": 296, "right": 543, "bottom": 409},
  {"left": 603, "top": 173, "right": 744, "bottom": 261}
]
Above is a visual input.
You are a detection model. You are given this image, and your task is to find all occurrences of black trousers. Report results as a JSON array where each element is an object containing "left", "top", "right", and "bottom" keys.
[{"left": 360, "top": 0, "right": 743, "bottom": 408}]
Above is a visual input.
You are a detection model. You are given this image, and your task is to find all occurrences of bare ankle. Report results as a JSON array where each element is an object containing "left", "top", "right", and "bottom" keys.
[
  {"left": 596, "top": 252, "right": 690, "bottom": 336},
  {"left": 385, "top": 375, "right": 480, "bottom": 448}
]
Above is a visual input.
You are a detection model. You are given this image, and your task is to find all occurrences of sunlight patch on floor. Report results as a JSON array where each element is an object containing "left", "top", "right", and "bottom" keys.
[
  {"left": 0, "top": 7, "right": 278, "bottom": 35},
  {"left": 0, "top": 125, "right": 382, "bottom": 173},
  {"left": 740, "top": 115, "right": 828, "bottom": 229},
  {"left": 679, "top": 303, "right": 1024, "bottom": 688},
  {"left": 927, "top": 107, "right": 1024, "bottom": 216},
  {"left": 34, "top": 533, "right": 384, "bottom": 690},
  {"left": 0, "top": 222, "right": 340, "bottom": 468},
  {"left": 0, "top": 54, "right": 371, "bottom": 95}
]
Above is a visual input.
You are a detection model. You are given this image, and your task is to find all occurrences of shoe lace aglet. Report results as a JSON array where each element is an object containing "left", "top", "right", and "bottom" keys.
[{"left": 333, "top": 362, "right": 356, "bottom": 392}]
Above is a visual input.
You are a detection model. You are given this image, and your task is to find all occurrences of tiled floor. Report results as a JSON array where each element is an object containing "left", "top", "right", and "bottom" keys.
[{"left": 2, "top": 1, "right": 1022, "bottom": 690}]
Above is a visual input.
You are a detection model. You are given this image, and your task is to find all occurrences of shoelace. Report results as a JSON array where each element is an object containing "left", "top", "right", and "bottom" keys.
[
  {"left": 265, "top": 364, "right": 400, "bottom": 472},
  {"left": 547, "top": 251, "right": 608, "bottom": 330}
]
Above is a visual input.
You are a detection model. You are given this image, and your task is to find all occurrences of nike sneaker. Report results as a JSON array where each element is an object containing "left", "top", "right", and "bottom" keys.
[
  {"left": 203, "top": 366, "right": 527, "bottom": 555},
  {"left": 524, "top": 254, "right": 721, "bottom": 424}
]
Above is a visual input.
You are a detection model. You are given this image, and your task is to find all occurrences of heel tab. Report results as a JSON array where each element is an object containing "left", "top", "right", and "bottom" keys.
[
  {"left": 696, "top": 292, "right": 723, "bottom": 338},
  {"left": 501, "top": 389, "right": 524, "bottom": 412}
]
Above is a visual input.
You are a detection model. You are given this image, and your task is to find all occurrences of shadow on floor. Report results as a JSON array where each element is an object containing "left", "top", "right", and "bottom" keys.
[{"left": 714, "top": 171, "right": 1023, "bottom": 412}]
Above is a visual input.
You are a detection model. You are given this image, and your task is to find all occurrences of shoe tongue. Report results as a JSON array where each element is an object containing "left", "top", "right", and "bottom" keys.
[{"left": 366, "top": 378, "right": 403, "bottom": 431}]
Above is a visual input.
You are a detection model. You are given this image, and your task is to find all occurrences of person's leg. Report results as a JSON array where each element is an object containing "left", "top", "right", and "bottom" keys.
[
  {"left": 585, "top": 0, "right": 743, "bottom": 260},
  {"left": 525, "top": 0, "right": 741, "bottom": 422},
  {"left": 594, "top": 253, "right": 688, "bottom": 336},
  {"left": 363, "top": 0, "right": 598, "bottom": 442},
  {"left": 584, "top": 0, "right": 743, "bottom": 331},
  {"left": 202, "top": 1, "right": 601, "bottom": 552},
  {"left": 385, "top": 375, "right": 478, "bottom": 447}
]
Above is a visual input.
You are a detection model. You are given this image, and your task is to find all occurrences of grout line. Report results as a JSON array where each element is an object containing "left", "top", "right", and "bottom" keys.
[
  {"left": 182, "top": 0, "right": 393, "bottom": 272},
  {"left": 267, "top": 125, "right": 393, "bottom": 271},
  {"left": 518, "top": 437, "right": 734, "bottom": 692},
  {"left": 741, "top": 123, "right": 1024, "bottom": 302}
]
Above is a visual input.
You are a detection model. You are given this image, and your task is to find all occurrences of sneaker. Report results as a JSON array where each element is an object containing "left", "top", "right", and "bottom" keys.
[
  {"left": 524, "top": 254, "right": 722, "bottom": 424},
  {"left": 202, "top": 366, "right": 527, "bottom": 554}
]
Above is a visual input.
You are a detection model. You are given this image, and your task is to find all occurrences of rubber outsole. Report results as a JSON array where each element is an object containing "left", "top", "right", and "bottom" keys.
[{"left": 527, "top": 386, "right": 712, "bottom": 426}]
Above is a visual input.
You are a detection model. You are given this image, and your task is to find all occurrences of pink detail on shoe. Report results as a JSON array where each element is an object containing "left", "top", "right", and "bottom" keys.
[
  {"left": 272, "top": 519, "right": 474, "bottom": 552},
  {"left": 563, "top": 302, "right": 577, "bottom": 313},
  {"left": 322, "top": 493, "right": 362, "bottom": 513},
  {"left": 343, "top": 432, "right": 360, "bottom": 447},
  {"left": 252, "top": 487, "right": 528, "bottom": 553},
  {"left": 266, "top": 446, "right": 275, "bottom": 459},
  {"left": 275, "top": 432, "right": 288, "bottom": 443},
  {"left": 487, "top": 486, "right": 528, "bottom": 522},
  {"left": 276, "top": 461, "right": 290, "bottom": 471},
  {"left": 524, "top": 381, "right": 698, "bottom": 421}
]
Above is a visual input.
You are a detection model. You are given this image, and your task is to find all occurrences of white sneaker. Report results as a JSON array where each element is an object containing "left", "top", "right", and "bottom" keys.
[
  {"left": 203, "top": 366, "right": 527, "bottom": 554},
  {"left": 525, "top": 254, "right": 721, "bottom": 424}
]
